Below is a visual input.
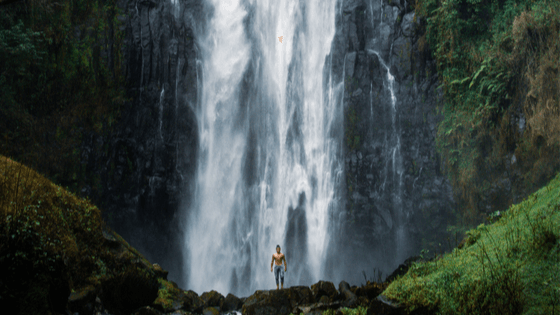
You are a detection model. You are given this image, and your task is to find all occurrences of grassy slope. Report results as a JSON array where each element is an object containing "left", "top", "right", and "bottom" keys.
[
  {"left": 383, "top": 171, "right": 560, "bottom": 314},
  {"left": 0, "top": 155, "right": 180, "bottom": 314}
]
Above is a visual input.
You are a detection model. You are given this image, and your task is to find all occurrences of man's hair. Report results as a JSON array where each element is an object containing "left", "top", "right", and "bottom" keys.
[{"left": 276, "top": 245, "right": 280, "bottom": 249}]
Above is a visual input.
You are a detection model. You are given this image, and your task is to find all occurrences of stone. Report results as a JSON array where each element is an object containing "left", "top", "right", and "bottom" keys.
[
  {"left": 80, "top": 0, "right": 201, "bottom": 286},
  {"left": 152, "top": 263, "right": 169, "bottom": 280},
  {"left": 345, "top": 52, "right": 357, "bottom": 77},
  {"left": 202, "top": 306, "right": 220, "bottom": 315},
  {"left": 310, "top": 280, "right": 338, "bottom": 301},
  {"left": 385, "top": 256, "right": 422, "bottom": 283},
  {"left": 293, "top": 301, "right": 342, "bottom": 315},
  {"left": 100, "top": 265, "right": 160, "bottom": 315},
  {"left": 338, "top": 281, "right": 358, "bottom": 308},
  {"left": 354, "top": 283, "right": 384, "bottom": 300},
  {"left": 200, "top": 290, "right": 224, "bottom": 308},
  {"left": 182, "top": 290, "right": 205, "bottom": 313},
  {"left": 67, "top": 285, "right": 98, "bottom": 315},
  {"left": 242, "top": 286, "right": 314, "bottom": 315},
  {"left": 131, "top": 306, "right": 162, "bottom": 315},
  {"left": 221, "top": 293, "right": 243, "bottom": 312},
  {"left": 401, "top": 12, "right": 417, "bottom": 37},
  {"left": 242, "top": 290, "right": 292, "bottom": 315}
]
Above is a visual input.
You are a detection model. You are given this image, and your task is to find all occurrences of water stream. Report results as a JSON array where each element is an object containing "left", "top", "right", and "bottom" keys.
[{"left": 185, "top": 0, "right": 341, "bottom": 297}]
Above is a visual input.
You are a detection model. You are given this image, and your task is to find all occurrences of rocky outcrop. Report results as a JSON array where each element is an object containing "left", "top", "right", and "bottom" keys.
[
  {"left": 310, "top": 280, "right": 339, "bottom": 302},
  {"left": 221, "top": 293, "right": 244, "bottom": 312},
  {"left": 339, "top": 281, "right": 358, "bottom": 308},
  {"left": 324, "top": 0, "right": 456, "bottom": 283},
  {"left": 80, "top": 0, "right": 204, "bottom": 287}
]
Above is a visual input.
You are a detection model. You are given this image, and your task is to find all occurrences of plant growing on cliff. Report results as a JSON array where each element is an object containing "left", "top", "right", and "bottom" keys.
[
  {"left": 414, "top": 0, "right": 560, "bottom": 223},
  {"left": 0, "top": 0, "right": 126, "bottom": 198},
  {"left": 0, "top": 155, "right": 165, "bottom": 314}
]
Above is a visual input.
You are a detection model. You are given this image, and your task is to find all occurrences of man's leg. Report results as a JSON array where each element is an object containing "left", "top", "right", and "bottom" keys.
[
  {"left": 280, "top": 268, "right": 284, "bottom": 289},
  {"left": 274, "top": 266, "right": 280, "bottom": 290}
]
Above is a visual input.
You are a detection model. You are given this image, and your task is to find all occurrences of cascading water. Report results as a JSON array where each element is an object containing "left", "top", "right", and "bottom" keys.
[
  {"left": 365, "top": 0, "right": 408, "bottom": 267},
  {"left": 185, "top": 0, "right": 342, "bottom": 297}
]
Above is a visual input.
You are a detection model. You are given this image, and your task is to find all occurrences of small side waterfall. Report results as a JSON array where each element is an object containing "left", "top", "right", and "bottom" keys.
[{"left": 364, "top": 0, "right": 408, "bottom": 267}]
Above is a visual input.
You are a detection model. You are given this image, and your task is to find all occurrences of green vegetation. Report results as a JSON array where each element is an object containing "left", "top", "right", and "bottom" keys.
[
  {"left": 383, "top": 171, "right": 560, "bottom": 314},
  {"left": 289, "top": 306, "right": 368, "bottom": 315},
  {"left": 322, "top": 306, "right": 368, "bottom": 315},
  {"left": 0, "top": 0, "right": 126, "bottom": 195},
  {"left": 0, "top": 156, "right": 160, "bottom": 314},
  {"left": 413, "top": 0, "right": 560, "bottom": 223}
]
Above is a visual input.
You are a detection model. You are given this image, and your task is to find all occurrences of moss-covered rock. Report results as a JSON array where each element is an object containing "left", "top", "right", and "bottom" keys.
[
  {"left": 221, "top": 293, "right": 243, "bottom": 312},
  {"left": 67, "top": 285, "right": 98, "bottom": 315},
  {"left": 200, "top": 290, "right": 224, "bottom": 308},
  {"left": 310, "top": 280, "right": 338, "bottom": 302},
  {"left": 0, "top": 156, "right": 172, "bottom": 314}
]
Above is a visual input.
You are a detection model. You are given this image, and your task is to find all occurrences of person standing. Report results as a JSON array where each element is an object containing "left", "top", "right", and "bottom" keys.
[{"left": 271, "top": 245, "right": 287, "bottom": 290}]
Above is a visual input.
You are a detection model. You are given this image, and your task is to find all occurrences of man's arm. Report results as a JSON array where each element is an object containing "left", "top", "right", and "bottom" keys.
[
  {"left": 271, "top": 255, "right": 274, "bottom": 269},
  {"left": 283, "top": 255, "right": 287, "bottom": 270}
]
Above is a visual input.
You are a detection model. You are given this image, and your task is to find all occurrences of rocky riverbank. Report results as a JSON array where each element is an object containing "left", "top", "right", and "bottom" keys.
[{"left": 1, "top": 155, "right": 433, "bottom": 315}]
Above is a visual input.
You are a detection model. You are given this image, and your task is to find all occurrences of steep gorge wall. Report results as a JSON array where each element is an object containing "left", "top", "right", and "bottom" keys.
[
  {"left": 325, "top": 0, "right": 456, "bottom": 284},
  {"left": 81, "top": 0, "right": 204, "bottom": 286}
]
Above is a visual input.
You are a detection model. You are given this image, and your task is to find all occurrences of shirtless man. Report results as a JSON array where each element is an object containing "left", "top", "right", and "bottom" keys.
[{"left": 270, "top": 245, "right": 287, "bottom": 290}]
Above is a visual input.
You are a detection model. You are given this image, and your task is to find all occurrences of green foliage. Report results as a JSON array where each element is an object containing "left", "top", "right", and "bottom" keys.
[
  {"left": 0, "top": 0, "right": 126, "bottom": 197},
  {"left": 0, "top": 155, "right": 165, "bottom": 314},
  {"left": 414, "top": 0, "right": 560, "bottom": 222},
  {"left": 384, "top": 171, "right": 560, "bottom": 314},
  {"left": 288, "top": 306, "right": 369, "bottom": 315}
]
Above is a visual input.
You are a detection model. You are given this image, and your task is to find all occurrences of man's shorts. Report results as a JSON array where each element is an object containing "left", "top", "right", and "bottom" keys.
[{"left": 274, "top": 265, "right": 284, "bottom": 285}]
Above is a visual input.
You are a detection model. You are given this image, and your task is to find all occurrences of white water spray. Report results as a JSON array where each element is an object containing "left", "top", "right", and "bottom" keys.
[{"left": 185, "top": 0, "right": 340, "bottom": 296}]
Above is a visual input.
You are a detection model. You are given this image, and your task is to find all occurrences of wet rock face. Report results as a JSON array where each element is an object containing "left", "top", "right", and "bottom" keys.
[
  {"left": 81, "top": 0, "right": 204, "bottom": 286},
  {"left": 325, "top": 0, "right": 455, "bottom": 282}
]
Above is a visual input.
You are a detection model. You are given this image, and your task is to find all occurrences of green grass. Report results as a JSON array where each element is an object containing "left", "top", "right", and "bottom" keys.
[{"left": 383, "top": 172, "right": 560, "bottom": 314}]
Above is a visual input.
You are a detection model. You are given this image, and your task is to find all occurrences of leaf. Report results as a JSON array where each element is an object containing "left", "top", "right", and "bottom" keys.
[
  {"left": 450, "top": 76, "right": 471, "bottom": 85},
  {"left": 470, "top": 65, "right": 486, "bottom": 89}
]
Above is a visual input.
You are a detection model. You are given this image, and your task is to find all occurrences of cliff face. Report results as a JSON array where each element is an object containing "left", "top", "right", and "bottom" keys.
[
  {"left": 88, "top": 0, "right": 455, "bottom": 286},
  {"left": 324, "top": 0, "right": 456, "bottom": 283},
  {"left": 81, "top": 0, "right": 204, "bottom": 286}
]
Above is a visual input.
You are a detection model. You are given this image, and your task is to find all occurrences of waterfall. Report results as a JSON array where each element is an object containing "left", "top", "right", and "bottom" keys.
[
  {"left": 184, "top": 0, "right": 341, "bottom": 297},
  {"left": 367, "top": 27, "right": 407, "bottom": 265}
]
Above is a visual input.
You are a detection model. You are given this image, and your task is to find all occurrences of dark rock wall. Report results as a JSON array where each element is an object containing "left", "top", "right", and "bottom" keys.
[
  {"left": 80, "top": 0, "right": 456, "bottom": 289},
  {"left": 81, "top": 0, "right": 205, "bottom": 286},
  {"left": 324, "top": 0, "right": 455, "bottom": 285}
]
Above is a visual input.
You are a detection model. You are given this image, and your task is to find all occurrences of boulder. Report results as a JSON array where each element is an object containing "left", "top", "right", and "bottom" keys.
[
  {"left": 386, "top": 256, "right": 422, "bottom": 283},
  {"left": 242, "top": 286, "right": 314, "bottom": 315},
  {"left": 338, "top": 281, "right": 358, "bottom": 308},
  {"left": 285, "top": 286, "right": 315, "bottom": 308},
  {"left": 182, "top": 290, "right": 205, "bottom": 313},
  {"left": 152, "top": 263, "right": 169, "bottom": 280},
  {"left": 293, "top": 301, "right": 342, "bottom": 315},
  {"left": 67, "top": 285, "right": 98, "bottom": 315},
  {"left": 242, "top": 290, "right": 292, "bottom": 315},
  {"left": 200, "top": 290, "right": 224, "bottom": 308},
  {"left": 354, "top": 282, "right": 384, "bottom": 300},
  {"left": 221, "top": 293, "right": 243, "bottom": 312},
  {"left": 310, "top": 280, "right": 338, "bottom": 302},
  {"left": 100, "top": 265, "right": 160, "bottom": 315},
  {"left": 202, "top": 306, "right": 220, "bottom": 315},
  {"left": 131, "top": 305, "right": 162, "bottom": 315}
]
